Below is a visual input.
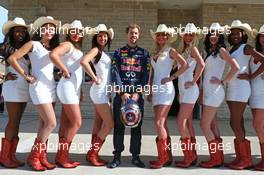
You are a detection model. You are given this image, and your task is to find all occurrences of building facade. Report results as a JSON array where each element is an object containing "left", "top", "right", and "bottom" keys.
[{"left": 2, "top": 0, "right": 263, "bottom": 118}]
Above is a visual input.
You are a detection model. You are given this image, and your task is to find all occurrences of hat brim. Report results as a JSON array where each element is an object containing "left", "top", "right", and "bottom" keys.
[
  {"left": 2, "top": 21, "right": 30, "bottom": 35},
  {"left": 150, "top": 30, "right": 178, "bottom": 43},
  {"left": 251, "top": 28, "right": 264, "bottom": 38},
  {"left": 33, "top": 17, "right": 60, "bottom": 31},
  {"left": 227, "top": 25, "right": 252, "bottom": 36},
  {"left": 61, "top": 24, "right": 85, "bottom": 35},
  {"left": 89, "top": 28, "right": 114, "bottom": 40}
]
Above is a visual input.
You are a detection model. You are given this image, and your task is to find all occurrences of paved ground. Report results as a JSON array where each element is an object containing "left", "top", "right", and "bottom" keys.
[{"left": 0, "top": 113, "right": 263, "bottom": 175}]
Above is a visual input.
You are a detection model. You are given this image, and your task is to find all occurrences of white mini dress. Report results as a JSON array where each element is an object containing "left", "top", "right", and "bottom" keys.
[
  {"left": 203, "top": 53, "right": 226, "bottom": 107},
  {"left": 227, "top": 44, "right": 251, "bottom": 102},
  {"left": 57, "top": 43, "right": 83, "bottom": 104},
  {"left": 178, "top": 55, "right": 199, "bottom": 104},
  {"left": 151, "top": 46, "right": 175, "bottom": 106},
  {"left": 90, "top": 51, "right": 111, "bottom": 104},
  {"left": 2, "top": 58, "right": 30, "bottom": 102},
  {"left": 28, "top": 41, "right": 56, "bottom": 105},
  {"left": 249, "top": 57, "right": 264, "bottom": 109}
]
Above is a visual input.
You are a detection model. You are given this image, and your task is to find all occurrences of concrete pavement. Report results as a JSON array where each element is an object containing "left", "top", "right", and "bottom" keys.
[{"left": 0, "top": 113, "right": 263, "bottom": 175}]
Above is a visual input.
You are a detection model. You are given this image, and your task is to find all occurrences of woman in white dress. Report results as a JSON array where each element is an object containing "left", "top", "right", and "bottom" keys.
[
  {"left": 199, "top": 23, "right": 239, "bottom": 168},
  {"left": 50, "top": 20, "right": 85, "bottom": 168},
  {"left": 0, "top": 17, "right": 30, "bottom": 168},
  {"left": 9, "top": 16, "right": 60, "bottom": 171},
  {"left": 81, "top": 24, "right": 114, "bottom": 166},
  {"left": 148, "top": 24, "right": 187, "bottom": 169},
  {"left": 176, "top": 23, "right": 205, "bottom": 168},
  {"left": 225, "top": 20, "right": 264, "bottom": 170},
  {"left": 247, "top": 24, "right": 264, "bottom": 171}
]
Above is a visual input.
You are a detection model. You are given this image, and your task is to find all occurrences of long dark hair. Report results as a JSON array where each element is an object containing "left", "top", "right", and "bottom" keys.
[
  {"left": 204, "top": 33, "right": 226, "bottom": 58},
  {"left": 228, "top": 29, "right": 248, "bottom": 46},
  {"left": 31, "top": 23, "right": 60, "bottom": 50},
  {"left": 65, "top": 34, "right": 83, "bottom": 50},
  {"left": 0, "top": 27, "right": 30, "bottom": 63},
  {"left": 92, "top": 32, "right": 112, "bottom": 64},
  {"left": 255, "top": 34, "right": 263, "bottom": 52}
]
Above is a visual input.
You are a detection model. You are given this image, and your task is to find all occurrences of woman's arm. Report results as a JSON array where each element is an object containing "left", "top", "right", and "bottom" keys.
[
  {"left": 0, "top": 72, "right": 5, "bottom": 80},
  {"left": 244, "top": 45, "right": 264, "bottom": 79},
  {"left": 219, "top": 47, "right": 240, "bottom": 84},
  {"left": 8, "top": 41, "right": 35, "bottom": 82},
  {"left": 50, "top": 42, "right": 72, "bottom": 78},
  {"left": 191, "top": 46, "right": 205, "bottom": 84},
  {"left": 80, "top": 47, "right": 100, "bottom": 84},
  {"left": 169, "top": 48, "right": 188, "bottom": 81}
]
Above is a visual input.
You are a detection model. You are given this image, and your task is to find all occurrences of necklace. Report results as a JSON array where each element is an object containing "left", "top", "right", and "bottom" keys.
[{"left": 40, "top": 41, "right": 50, "bottom": 50}]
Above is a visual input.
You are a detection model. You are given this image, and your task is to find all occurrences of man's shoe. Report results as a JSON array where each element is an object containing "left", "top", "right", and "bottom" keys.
[
  {"left": 132, "top": 156, "right": 145, "bottom": 168},
  {"left": 107, "top": 158, "right": 121, "bottom": 168}
]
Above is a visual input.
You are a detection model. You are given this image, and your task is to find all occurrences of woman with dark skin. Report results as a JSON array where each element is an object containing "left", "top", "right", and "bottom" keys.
[
  {"left": 225, "top": 20, "right": 264, "bottom": 170},
  {"left": 9, "top": 16, "right": 60, "bottom": 171},
  {"left": 0, "top": 17, "right": 30, "bottom": 168}
]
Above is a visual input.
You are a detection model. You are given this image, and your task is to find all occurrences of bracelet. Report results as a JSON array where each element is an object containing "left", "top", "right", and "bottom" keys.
[{"left": 170, "top": 74, "right": 177, "bottom": 81}]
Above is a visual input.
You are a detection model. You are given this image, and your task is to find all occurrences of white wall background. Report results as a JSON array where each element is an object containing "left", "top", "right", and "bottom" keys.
[{"left": 0, "top": 6, "right": 8, "bottom": 43}]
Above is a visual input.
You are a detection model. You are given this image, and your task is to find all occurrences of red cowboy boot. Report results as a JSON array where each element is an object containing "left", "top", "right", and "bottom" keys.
[
  {"left": 167, "top": 136, "right": 173, "bottom": 165},
  {"left": 255, "top": 142, "right": 264, "bottom": 171},
  {"left": 224, "top": 138, "right": 240, "bottom": 167},
  {"left": 216, "top": 137, "right": 224, "bottom": 163},
  {"left": 191, "top": 137, "right": 197, "bottom": 164},
  {"left": 86, "top": 135, "right": 106, "bottom": 166},
  {"left": 55, "top": 137, "right": 76, "bottom": 168},
  {"left": 68, "top": 141, "right": 81, "bottom": 166},
  {"left": 228, "top": 139, "right": 252, "bottom": 170},
  {"left": 175, "top": 137, "right": 197, "bottom": 168},
  {"left": 39, "top": 140, "right": 56, "bottom": 170},
  {"left": 27, "top": 138, "right": 46, "bottom": 171},
  {"left": 149, "top": 138, "right": 170, "bottom": 169},
  {"left": 91, "top": 134, "right": 107, "bottom": 164},
  {"left": 10, "top": 137, "right": 25, "bottom": 166},
  {"left": 0, "top": 138, "right": 19, "bottom": 168},
  {"left": 199, "top": 139, "right": 223, "bottom": 168}
]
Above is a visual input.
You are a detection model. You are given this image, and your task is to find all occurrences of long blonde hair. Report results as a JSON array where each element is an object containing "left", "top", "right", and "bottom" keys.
[
  {"left": 151, "top": 34, "right": 171, "bottom": 57},
  {"left": 178, "top": 34, "right": 200, "bottom": 59}
]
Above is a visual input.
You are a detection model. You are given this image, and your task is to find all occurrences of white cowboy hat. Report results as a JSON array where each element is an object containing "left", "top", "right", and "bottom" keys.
[
  {"left": 62, "top": 20, "right": 83, "bottom": 30},
  {"left": 32, "top": 16, "right": 60, "bottom": 31},
  {"left": 209, "top": 22, "right": 225, "bottom": 32},
  {"left": 61, "top": 20, "right": 87, "bottom": 35},
  {"left": 180, "top": 23, "right": 201, "bottom": 36},
  {"left": 252, "top": 24, "right": 264, "bottom": 38},
  {"left": 179, "top": 23, "right": 203, "bottom": 39},
  {"left": 2, "top": 17, "right": 30, "bottom": 35},
  {"left": 91, "top": 24, "right": 114, "bottom": 40},
  {"left": 226, "top": 20, "right": 252, "bottom": 36},
  {"left": 150, "top": 24, "right": 177, "bottom": 43}
]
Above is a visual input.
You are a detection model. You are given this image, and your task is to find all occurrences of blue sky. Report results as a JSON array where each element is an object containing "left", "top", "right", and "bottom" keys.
[{"left": 0, "top": 6, "right": 8, "bottom": 43}]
